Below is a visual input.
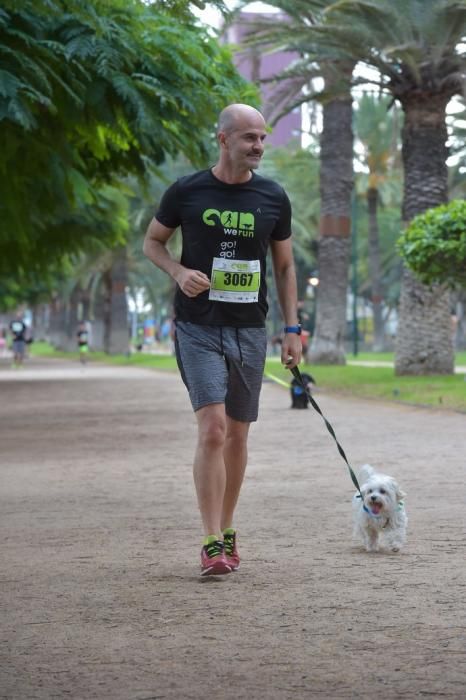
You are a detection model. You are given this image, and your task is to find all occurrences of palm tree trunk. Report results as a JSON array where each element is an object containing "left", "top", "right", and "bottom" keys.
[
  {"left": 454, "top": 291, "right": 465, "bottom": 350},
  {"left": 91, "top": 285, "right": 105, "bottom": 352},
  {"left": 395, "top": 94, "right": 454, "bottom": 375},
  {"left": 31, "top": 303, "right": 49, "bottom": 342},
  {"left": 108, "top": 248, "right": 129, "bottom": 355},
  {"left": 64, "top": 286, "right": 80, "bottom": 352},
  {"left": 102, "top": 269, "right": 112, "bottom": 354},
  {"left": 49, "top": 294, "right": 67, "bottom": 350},
  {"left": 309, "top": 62, "right": 354, "bottom": 364},
  {"left": 367, "top": 187, "right": 385, "bottom": 351}
]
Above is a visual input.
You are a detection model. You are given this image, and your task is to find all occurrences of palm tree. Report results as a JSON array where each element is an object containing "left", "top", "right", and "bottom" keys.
[
  {"left": 240, "top": 0, "right": 466, "bottom": 372},
  {"left": 448, "top": 105, "right": 466, "bottom": 200},
  {"left": 237, "top": 1, "right": 355, "bottom": 363},
  {"left": 354, "top": 93, "right": 402, "bottom": 350},
  {"left": 305, "top": 0, "right": 466, "bottom": 373}
]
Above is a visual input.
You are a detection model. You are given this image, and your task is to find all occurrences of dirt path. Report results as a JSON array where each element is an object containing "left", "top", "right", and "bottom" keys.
[{"left": 1, "top": 356, "right": 465, "bottom": 699}]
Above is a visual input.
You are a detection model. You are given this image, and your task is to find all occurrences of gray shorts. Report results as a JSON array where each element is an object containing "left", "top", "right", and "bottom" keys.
[
  {"left": 12, "top": 340, "right": 25, "bottom": 357},
  {"left": 174, "top": 321, "right": 267, "bottom": 422}
]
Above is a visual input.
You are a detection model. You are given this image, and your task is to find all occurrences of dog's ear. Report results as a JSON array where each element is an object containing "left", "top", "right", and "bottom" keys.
[
  {"left": 359, "top": 464, "right": 374, "bottom": 483},
  {"left": 387, "top": 478, "right": 405, "bottom": 502}
]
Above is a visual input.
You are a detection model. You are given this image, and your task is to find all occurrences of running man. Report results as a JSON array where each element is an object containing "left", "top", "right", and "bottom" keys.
[
  {"left": 143, "top": 104, "right": 302, "bottom": 576},
  {"left": 76, "top": 321, "right": 89, "bottom": 365},
  {"left": 9, "top": 315, "right": 27, "bottom": 368}
]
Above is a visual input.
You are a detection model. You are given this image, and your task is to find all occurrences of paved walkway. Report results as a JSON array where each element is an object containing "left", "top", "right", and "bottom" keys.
[{"left": 1, "top": 357, "right": 466, "bottom": 699}]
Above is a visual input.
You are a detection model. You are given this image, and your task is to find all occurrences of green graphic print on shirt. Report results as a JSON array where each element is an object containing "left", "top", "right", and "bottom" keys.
[{"left": 202, "top": 208, "right": 255, "bottom": 237}]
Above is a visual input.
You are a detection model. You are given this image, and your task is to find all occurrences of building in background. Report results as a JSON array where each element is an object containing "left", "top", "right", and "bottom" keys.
[{"left": 223, "top": 12, "right": 303, "bottom": 147}]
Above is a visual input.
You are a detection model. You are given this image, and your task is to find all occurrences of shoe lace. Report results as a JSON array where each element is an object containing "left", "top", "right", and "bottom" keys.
[
  {"left": 223, "top": 533, "right": 235, "bottom": 556},
  {"left": 204, "top": 540, "right": 224, "bottom": 559}
]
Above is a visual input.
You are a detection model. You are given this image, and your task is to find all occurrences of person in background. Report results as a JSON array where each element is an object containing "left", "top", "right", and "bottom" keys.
[
  {"left": 9, "top": 315, "right": 27, "bottom": 368},
  {"left": 76, "top": 321, "right": 89, "bottom": 365},
  {"left": 0, "top": 327, "right": 7, "bottom": 358}
]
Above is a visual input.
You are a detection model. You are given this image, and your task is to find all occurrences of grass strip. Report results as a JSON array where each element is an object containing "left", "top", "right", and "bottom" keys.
[{"left": 31, "top": 342, "right": 466, "bottom": 413}]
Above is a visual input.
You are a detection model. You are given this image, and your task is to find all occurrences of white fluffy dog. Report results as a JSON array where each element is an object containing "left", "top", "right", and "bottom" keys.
[{"left": 352, "top": 464, "right": 407, "bottom": 552}]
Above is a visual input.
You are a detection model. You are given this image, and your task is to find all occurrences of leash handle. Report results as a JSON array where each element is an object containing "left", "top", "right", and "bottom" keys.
[{"left": 290, "top": 365, "right": 363, "bottom": 497}]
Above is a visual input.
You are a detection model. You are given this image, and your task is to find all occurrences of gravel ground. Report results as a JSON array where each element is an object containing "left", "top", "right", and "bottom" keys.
[{"left": 1, "top": 356, "right": 465, "bottom": 699}]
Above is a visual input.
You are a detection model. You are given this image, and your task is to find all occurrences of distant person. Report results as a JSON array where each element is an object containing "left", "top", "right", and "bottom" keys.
[
  {"left": 76, "top": 321, "right": 89, "bottom": 365},
  {"left": 0, "top": 328, "right": 7, "bottom": 357},
  {"left": 9, "top": 315, "right": 27, "bottom": 367},
  {"left": 135, "top": 326, "right": 144, "bottom": 352}
]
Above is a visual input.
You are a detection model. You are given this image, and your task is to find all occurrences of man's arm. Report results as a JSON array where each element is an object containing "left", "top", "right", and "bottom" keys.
[
  {"left": 143, "top": 218, "right": 210, "bottom": 298},
  {"left": 270, "top": 237, "right": 302, "bottom": 369}
]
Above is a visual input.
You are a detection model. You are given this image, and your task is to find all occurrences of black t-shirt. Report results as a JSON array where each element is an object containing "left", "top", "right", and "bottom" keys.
[
  {"left": 10, "top": 321, "right": 26, "bottom": 341},
  {"left": 155, "top": 168, "right": 292, "bottom": 327},
  {"left": 77, "top": 330, "right": 88, "bottom": 346}
]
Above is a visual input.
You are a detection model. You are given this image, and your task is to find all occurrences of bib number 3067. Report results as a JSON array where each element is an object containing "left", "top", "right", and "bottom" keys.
[
  {"left": 223, "top": 272, "right": 255, "bottom": 287},
  {"left": 209, "top": 258, "right": 260, "bottom": 303}
]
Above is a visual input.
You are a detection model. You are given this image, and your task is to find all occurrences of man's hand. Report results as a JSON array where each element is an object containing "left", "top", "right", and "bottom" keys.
[
  {"left": 281, "top": 333, "right": 302, "bottom": 369},
  {"left": 175, "top": 268, "right": 211, "bottom": 297}
]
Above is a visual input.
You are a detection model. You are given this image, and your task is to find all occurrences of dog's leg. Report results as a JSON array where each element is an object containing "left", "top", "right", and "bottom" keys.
[
  {"left": 386, "top": 526, "right": 406, "bottom": 552},
  {"left": 365, "top": 529, "right": 379, "bottom": 552}
]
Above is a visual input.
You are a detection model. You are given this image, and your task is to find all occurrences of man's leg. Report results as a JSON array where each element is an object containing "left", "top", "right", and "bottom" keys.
[
  {"left": 193, "top": 402, "right": 227, "bottom": 536},
  {"left": 221, "top": 417, "right": 250, "bottom": 530}
]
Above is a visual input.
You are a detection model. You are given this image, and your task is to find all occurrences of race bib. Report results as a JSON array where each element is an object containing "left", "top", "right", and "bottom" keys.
[{"left": 209, "top": 258, "right": 260, "bottom": 303}]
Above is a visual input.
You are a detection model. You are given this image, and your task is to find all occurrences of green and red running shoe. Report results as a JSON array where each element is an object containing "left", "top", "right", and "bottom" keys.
[
  {"left": 223, "top": 528, "right": 240, "bottom": 571},
  {"left": 200, "top": 536, "right": 231, "bottom": 576}
]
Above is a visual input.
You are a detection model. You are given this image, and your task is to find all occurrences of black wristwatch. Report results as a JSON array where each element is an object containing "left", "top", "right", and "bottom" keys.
[{"left": 284, "top": 325, "right": 301, "bottom": 335}]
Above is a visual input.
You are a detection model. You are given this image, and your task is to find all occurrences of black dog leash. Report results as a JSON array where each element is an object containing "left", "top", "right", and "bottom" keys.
[{"left": 290, "top": 365, "right": 363, "bottom": 498}]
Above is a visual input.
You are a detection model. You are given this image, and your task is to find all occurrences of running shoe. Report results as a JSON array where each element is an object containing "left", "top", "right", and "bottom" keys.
[
  {"left": 223, "top": 528, "right": 240, "bottom": 571},
  {"left": 200, "top": 536, "right": 231, "bottom": 576}
]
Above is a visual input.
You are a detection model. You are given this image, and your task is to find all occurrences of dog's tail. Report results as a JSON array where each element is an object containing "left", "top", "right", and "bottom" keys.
[{"left": 358, "top": 463, "right": 375, "bottom": 483}]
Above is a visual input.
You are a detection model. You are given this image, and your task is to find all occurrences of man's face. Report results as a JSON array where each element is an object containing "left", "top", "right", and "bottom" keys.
[{"left": 221, "top": 115, "right": 266, "bottom": 170}]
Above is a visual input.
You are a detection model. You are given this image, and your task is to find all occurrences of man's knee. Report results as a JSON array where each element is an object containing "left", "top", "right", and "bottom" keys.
[{"left": 197, "top": 407, "right": 227, "bottom": 450}]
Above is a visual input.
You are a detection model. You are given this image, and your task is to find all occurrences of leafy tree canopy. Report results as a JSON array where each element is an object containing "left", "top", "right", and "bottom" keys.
[
  {"left": 0, "top": 0, "right": 255, "bottom": 279},
  {"left": 396, "top": 200, "right": 466, "bottom": 288},
  {"left": 240, "top": 0, "right": 466, "bottom": 118}
]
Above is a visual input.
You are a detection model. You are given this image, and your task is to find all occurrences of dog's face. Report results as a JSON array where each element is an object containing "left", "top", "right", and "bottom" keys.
[{"left": 361, "top": 475, "right": 405, "bottom": 517}]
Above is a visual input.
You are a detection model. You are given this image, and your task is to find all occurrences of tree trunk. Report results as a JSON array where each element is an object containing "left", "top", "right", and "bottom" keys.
[
  {"left": 367, "top": 187, "right": 385, "bottom": 351},
  {"left": 64, "top": 286, "right": 80, "bottom": 352},
  {"left": 454, "top": 291, "right": 465, "bottom": 350},
  {"left": 395, "top": 94, "right": 454, "bottom": 375},
  {"left": 48, "top": 295, "right": 67, "bottom": 350},
  {"left": 309, "top": 62, "right": 354, "bottom": 365},
  {"left": 396, "top": 270, "right": 453, "bottom": 374},
  {"left": 91, "top": 287, "right": 105, "bottom": 352},
  {"left": 31, "top": 304, "right": 49, "bottom": 342},
  {"left": 106, "top": 248, "right": 129, "bottom": 355},
  {"left": 102, "top": 270, "right": 112, "bottom": 355}
]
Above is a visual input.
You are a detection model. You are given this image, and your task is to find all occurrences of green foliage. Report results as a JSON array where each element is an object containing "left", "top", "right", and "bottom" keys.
[
  {"left": 353, "top": 191, "right": 403, "bottom": 302},
  {"left": 260, "top": 144, "right": 320, "bottom": 266},
  {"left": 354, "top": 94, "right": 401, "bottom": 184},
  {"left": 258, "top": 143, "right": 320, "bottom": 304},
  {"left": 0, "top": 0, "right": 255, "bottom": 284},
  {"left": 396, "top": 200, "right": 466, "bottom": 288},
  {"left": 242, "top": 0, "right": 466, "bottom": 112}
]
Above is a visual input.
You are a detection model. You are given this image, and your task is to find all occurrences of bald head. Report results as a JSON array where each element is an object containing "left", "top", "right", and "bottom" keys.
[{"left": 217, "top": 104, "right": 265, "bottom": 135}]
